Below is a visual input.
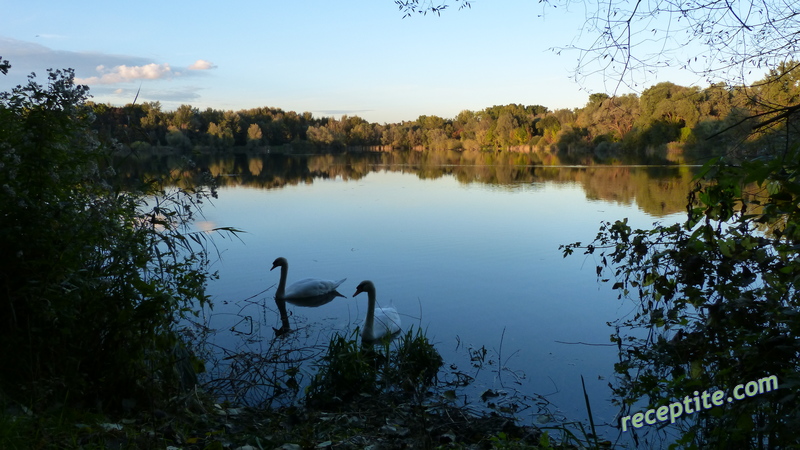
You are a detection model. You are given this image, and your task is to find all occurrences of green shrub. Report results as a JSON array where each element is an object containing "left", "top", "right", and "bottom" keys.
[
  {"left": 306, "top": 327, "right": 443, "bottom": 408},
  {"left": 0, "top": 60, "right": 225, "bottom": 410},
  {"left": 388, "top": 327, "right": 444, "bottom": 393},
  {"left": 306, "top": 330, "right": 381, "bottom": 407}
]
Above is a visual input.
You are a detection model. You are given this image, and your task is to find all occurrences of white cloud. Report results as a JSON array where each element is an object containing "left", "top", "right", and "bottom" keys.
[
  {"left": 0, "top": 38, "right": 210, "bottom": 106},
  {"left": 0, "top": 37, "right": 152, "bottom": 81},
  {"left": 189, "top": 59, "right": 216, "bottom": 70},
  {"left": 75, "top": 63, "right": 175, "bottom": 85}
]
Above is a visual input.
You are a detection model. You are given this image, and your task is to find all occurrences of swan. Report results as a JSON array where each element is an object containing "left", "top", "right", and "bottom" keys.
[
  {"left": 353, "top": 280, "right": 401, "bottom": 343},
  {"left": 270, "top": 257, "right": 346, "bottom": 334}
]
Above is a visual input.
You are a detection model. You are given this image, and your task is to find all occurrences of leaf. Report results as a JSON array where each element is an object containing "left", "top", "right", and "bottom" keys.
[
  {"left": 693, "top": 157, "right": 720, "bottom": 181},
  {"left": 718, "top": 239, "right": 733, "bottom": 257},
  {"left": 691, "top": 360, "right": 703, "bottom": 378},
  {"left": 539, "top": 431, "right": 552, "bottom": 446}
]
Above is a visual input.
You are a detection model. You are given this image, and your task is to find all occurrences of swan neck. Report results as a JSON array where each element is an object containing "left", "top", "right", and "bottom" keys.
[
  {"left": 276, "top": 263, "right": 288, "bottom": 299},
  {"left": 274, "top": 262, "right": 289, "bottom": 324},
  {"left": 364, "top": 287, "right": 377, "bottom": 337}
]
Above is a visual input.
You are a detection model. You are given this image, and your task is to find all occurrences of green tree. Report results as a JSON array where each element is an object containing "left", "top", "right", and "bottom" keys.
[
  {"left": 587, "top": 92, "right": 609, "bottom": 107},
  {"left": 418, "top": 114, "right": 446, "bottom": 131},
  {"left": 172, "top": 104, "right": 200, "bottom": 132},
  {"left": 381, "top": 123, "right": 409, "bottom": 148},
  {"left": 220, "top": 110, "right": 243, "bottom": 145},
  {"left": 307, "top": 124, "right": 336, "bottom": 146},
  {"left": 756, "top": 62, "right": 800, "bottom": 108},
  {"left": 207, "top": 121, "right": 235, "bottom": 148},
  {"left": 591, "top": 94, "right": 639, "bottom": 141},
  {"left": 266, "top": 117, "right": 293, "bottom": 145},
  {"left": 139, "top": 101, "right": 167, "bottom": 145},
  {"left": 166, "top": 126, "right": 193, "bottom": 151},
  {"left": 494, "top": 112, "right": 519, "bottom": 148},
  {"left": 471, "top": 113, "right": 494, "bottom": 148},
  {"left": 696, "top": 83, "right": 737, "bottom": 120},
  {"left": 636, "top": 82, "right": 697, "bottom": 128},
  {"left": 424, "top": 128, "right": 449, "bottom": 150},
  {"left": 0, "top": 62, "right": 232, "bottom": 408},
  {"left": 535, "top": 114, "right": 561, "bottom": 141}
]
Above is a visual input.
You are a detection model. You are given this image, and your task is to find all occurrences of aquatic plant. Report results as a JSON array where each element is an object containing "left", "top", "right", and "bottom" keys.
[{"left": 305, "top": 327, "right": 443, "bottom": 407}]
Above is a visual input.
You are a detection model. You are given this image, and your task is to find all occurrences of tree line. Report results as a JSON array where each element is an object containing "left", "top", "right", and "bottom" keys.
[{"left": 90, "top": 61, "right": 800, "bottom": 164}]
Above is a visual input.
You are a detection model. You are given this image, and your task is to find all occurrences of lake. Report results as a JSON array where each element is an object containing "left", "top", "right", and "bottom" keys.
[{"left": 166, "top": 151, "right": 694, "bottom": 442}]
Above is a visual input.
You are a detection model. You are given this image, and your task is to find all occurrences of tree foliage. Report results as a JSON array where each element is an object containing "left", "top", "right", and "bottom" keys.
[
  {"left": 0, "top": 60, "right": 233, "bottom": 409},
  {"left": 394, "top": 0, "right": 471, "bottom": 18},
  {"left": 562, "top": 141, "right": 800, "bottom": 446}
]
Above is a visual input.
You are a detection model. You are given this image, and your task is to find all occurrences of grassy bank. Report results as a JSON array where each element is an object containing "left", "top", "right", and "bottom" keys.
[{"left": 0, "top": 327, "right": 603, "bottom": 449}]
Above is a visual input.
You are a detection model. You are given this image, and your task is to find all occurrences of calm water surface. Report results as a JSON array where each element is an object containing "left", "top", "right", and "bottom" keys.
[{"left": 186, "top": 153, "right": 693, "bottom": 440}]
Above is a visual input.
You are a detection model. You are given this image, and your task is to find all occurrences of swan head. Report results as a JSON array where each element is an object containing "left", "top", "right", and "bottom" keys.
[
  {"left": 353, "top": 280, "right": 375, "bottom": 297},
  {"left": 271, "top": 257, "right": 288, "bottom": 271}
]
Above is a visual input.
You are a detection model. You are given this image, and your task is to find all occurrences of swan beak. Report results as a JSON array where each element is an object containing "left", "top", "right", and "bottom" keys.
[
  {"left": 352, "top": 289, "right": 362, "bottom": 298},
  {"left": 270, "top": 263, "right": 278, "bottom": 271}
]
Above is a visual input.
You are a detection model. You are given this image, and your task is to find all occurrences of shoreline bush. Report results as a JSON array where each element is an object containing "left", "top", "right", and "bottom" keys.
[{"left": 0, "top": 59, "right": 232, "bottom": 411}]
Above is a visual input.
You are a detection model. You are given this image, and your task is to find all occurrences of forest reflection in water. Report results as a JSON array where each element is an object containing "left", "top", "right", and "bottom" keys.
[
  {"left": 122, "top": 150, "right": 696, "bottom": 442},
  {"left": 116, "top": 149, "right": 697, "bottom": 219}
]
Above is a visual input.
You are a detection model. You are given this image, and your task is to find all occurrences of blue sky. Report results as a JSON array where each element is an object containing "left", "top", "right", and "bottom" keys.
[{"left": 1, "top": 0, "right": 709, "bottom": 124}]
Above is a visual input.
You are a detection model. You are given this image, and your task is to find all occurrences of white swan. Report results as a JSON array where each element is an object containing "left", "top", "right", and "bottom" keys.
[
  {"left": 353, "top": 280, "right": 401, "bottom": 343},
  {"left": 270, "top": 257, "right": 346, "bottom": 334}
]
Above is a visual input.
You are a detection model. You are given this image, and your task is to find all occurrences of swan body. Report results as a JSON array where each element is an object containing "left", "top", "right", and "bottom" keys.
[
  {"left": 283, "top": 277, "right": 347, "bottom": 304},
  {"left": 270, "top": 257, "right": 346, "bottom": 334},
  {"left": 271, "top": 257, "right": 346, "bottom": 304},
  {"left": 353, "top": 280, "right": 401, "bottom": 343}
]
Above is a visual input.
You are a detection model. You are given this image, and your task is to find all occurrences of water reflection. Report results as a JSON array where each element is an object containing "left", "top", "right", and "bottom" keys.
[
  {"left": 284, "top": 290, "right": 344, "bottom": 308},
  {"left": 115, "top": 150, "right": 698, "bottom": 218}
]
